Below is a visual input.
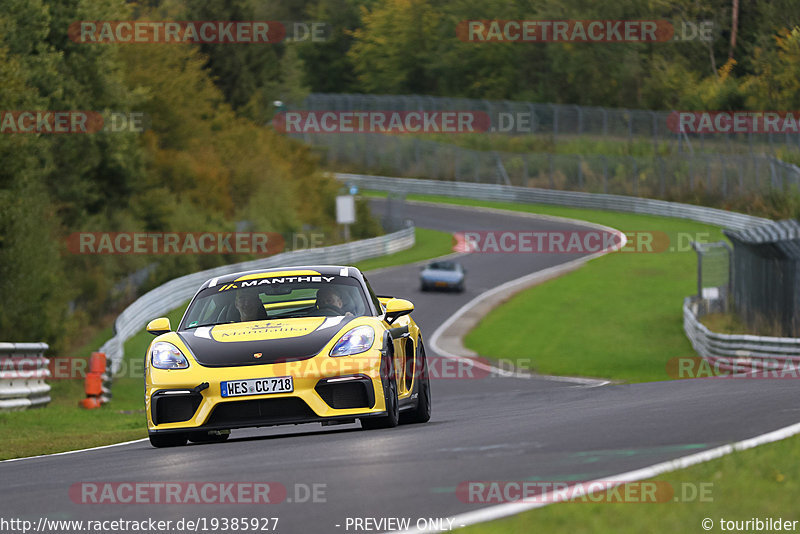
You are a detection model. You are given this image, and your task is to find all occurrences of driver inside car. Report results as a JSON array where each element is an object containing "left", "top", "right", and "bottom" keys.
[
  {"left": 234, "top": 289, "right": 268, "bottom": 322},
  {"left": 315, "top": 286, "right": 354, "bottom": 317}
]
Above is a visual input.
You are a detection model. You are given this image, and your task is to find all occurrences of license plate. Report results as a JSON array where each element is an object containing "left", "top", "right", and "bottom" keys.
[
  {"left": 435, "top": 281, "right": 448, "bottom": 287},
  {"left": 220, "top": 376, "right": 293, "bottom": 398}
]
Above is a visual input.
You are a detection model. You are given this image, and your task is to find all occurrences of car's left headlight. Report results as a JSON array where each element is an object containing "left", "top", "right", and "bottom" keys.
[
  {"left": 151, "top": 341, "right": 189, "bottom": 369},
  {"left": 330, "top": 326, "right": 375, "bottom": 357}
]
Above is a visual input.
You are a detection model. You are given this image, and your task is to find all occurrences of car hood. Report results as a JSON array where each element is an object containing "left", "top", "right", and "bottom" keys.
[
  {"left": 421, "top": 269, "right": 462, "bottom": 282},
  {"left": 177, "top": 316, "right": 356, "bottom": 367}
]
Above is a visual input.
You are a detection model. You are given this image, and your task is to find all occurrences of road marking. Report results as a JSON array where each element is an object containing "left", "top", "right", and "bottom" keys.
[
  {"left": 0, "top": 438, "right": 149, "bottom": 464},
  {"left": 389, "top": 421, "right": 800, "bottom": 533}
]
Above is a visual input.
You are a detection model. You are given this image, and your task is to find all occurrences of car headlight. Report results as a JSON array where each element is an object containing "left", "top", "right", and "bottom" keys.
[
  {"left": 330, "top": 326, "right": 375, "bottom": 357},
  {"left": 151, "top": 341, "right": 189, "bottom": 370}
]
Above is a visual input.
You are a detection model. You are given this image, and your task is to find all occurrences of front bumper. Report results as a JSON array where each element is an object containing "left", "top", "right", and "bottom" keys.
[
  {"left": 421, "top": 276, "right": 462, "bottom": 289},
  {"left": 146, "top": 351, "right": 386, "bottom": 433}
]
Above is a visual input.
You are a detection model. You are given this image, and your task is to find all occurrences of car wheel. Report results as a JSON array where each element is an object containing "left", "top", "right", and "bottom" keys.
[
  {"left": 456, "top": 282, "right": 465, "bottom": 292},
  {"left": 361, "top": 350, "right": 399, "bottom": 430},
  {"left": 400, "top": 340, "right": 431, "bottom": 424},
  {"left": 188, "top": 430, "right": 230, "bottom": 444},
  {"left": 420, "top": 282, "right": 428, "bottom": 292},
  {"left": 148, "top": 432, "right": 188, "bottom": 448}
]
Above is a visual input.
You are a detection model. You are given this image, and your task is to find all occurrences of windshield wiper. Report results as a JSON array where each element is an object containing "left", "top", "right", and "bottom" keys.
[
  {"left": 184, "top": 320, "right": 232, "bottom": 329},
  {"left": 269, "top": 313, "right": 311, "bottom": 319}
]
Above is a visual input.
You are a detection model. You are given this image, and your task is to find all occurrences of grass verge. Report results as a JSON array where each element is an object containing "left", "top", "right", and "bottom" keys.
[
  {"left": 458, "top": 432, "right": 800, "bottom": 533},
  {"left": 0, "top": 226, "right": 452, "bottom": 460},
  {"left": 354, "top": 227, "right": 453, "bottom": 272}
]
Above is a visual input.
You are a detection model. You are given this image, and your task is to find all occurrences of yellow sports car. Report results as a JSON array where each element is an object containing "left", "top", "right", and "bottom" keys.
[{"left": 144, "top": 266, "right": 431, "bottom": 447}]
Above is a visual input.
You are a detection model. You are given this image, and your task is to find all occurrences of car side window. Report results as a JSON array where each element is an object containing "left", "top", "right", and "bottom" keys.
[{"left": 363, "top": 277, "right": 383, "bottom": 315}]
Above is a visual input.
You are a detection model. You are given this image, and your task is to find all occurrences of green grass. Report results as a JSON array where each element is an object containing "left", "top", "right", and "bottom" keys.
[
  {"left": 354, "top": 227, "right": 453, "bottom": 272},
  {"left": 458, "top": 433, "right": 800, "bottom": 533},
  {"left": 0, "top": 226, "right": 452, "bottom": 460},
  {"left": 367, "top": 192, "right": 725, "bottom": 382}
]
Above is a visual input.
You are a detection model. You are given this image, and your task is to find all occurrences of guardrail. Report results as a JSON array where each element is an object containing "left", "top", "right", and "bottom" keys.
[
  {"left": 100, "top": 227, "right": 415, "bottom": 373},
  {"left": 337, "top": 173, "right": 771, "bottom": 230},
  {"left": 683, "top": 297, "right": 800, "bottom": 374},
  {"left": 0, "top": 342, "right": 51, "bottom": 412}
]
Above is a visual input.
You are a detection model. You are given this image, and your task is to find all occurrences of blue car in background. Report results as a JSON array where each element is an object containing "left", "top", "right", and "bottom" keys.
[{"left": 420, "top": 261, "right": 466, "bottom": 292}]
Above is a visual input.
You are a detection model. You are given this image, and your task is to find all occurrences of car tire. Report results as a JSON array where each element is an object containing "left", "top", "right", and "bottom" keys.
[
  {"left": 400, "top": 340, "right": 431, "bottom": 424},
  {"left": 361, "top": 350, "right": 399, "bottom": 430},
  {"left": 188, "top": 430, "right": 230, "bottom": 444},
  {"left": 420, "top": 282, "right": 428, "bottom": 292},
  {"left": 148, "top": 432, "right": 188, "bottom": 448},
  {"left": 456, "top": 282, "right": 465, "bottom": 292}
]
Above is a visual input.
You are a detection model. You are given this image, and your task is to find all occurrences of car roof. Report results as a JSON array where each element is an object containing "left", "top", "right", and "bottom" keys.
[
  {"left": 199, "top": 265, "right": 362, "bottom": 291},
  {"left": 427, "top": 261, "right": 460, "bottom": 269}
]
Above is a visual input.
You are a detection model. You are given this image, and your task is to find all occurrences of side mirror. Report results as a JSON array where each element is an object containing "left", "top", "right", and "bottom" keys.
[
  {"left": 146, "top": 317, "right": 172, "bottom": 336},
  {"left": 384, "top": 298, "right": 414, "bottom": 325}
]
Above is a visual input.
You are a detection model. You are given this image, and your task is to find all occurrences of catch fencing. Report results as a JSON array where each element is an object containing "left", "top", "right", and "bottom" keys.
[
  {"left": 293, "top": 93, "right": 800, "bottom": 201},
  {"left": 724, "top": 220, "right": 800, "bottom": 337},
  {"left": 303, "top": 93, "right": 800, "bottom": 152},
  {"left": 99, "top": 227, "right": 415, "bottom": 373},
  {"left": 0, "top": 342, "right": 51, "bottom": 412},
  {"left": 297, "top": 131, "right": 800, "bottom": 200},
  {"left": 691, "top": 241, "right": 732, "bottom": 316}
]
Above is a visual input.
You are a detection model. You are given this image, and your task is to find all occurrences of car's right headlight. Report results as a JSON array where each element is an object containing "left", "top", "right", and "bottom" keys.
[
  {"left": 151, "top": 341, "right": 189, "bottom": 370},
  {"left": 330, "top": 326, "right": 375, "bottom": 357}
]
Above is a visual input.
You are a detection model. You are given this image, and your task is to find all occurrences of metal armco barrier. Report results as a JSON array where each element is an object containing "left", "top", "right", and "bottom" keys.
[
  {"left": 336, "top": 173, "right": 771, "bottom": 230},
  {"left": 0, "top": 342, "right": 51, "bottom": 411},
  {"left": 100, "top": 227, "right": 415, "bottom": 374},
  {"left": 684, "top": 298, "right": 800, "bottom": 373}
]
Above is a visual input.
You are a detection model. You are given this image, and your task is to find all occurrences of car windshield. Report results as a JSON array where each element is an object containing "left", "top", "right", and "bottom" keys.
[
  {"left": 180, "top": 275, "right": 371, "bottom": 329},
  {"left": 428, "top": 261, "right": 458, "bottom": 271}
]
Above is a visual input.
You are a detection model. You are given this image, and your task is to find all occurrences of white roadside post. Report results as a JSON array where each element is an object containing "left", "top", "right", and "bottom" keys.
[{"left": 336, "top": 194, "right": 356, "bottom": 242}]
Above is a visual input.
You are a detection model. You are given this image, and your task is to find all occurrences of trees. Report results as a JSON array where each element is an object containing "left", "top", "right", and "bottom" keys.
[
  {"left": 340, "top": 0, "right": 800, "bottom": 109},
  {"left": 0, "top": 0, "right": 339, "bottom": 349}
]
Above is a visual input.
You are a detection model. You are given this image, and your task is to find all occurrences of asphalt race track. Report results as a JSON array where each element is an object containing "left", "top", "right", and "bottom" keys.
[{"left": 2, "top": 199, "right": 799, "bottom": 534}]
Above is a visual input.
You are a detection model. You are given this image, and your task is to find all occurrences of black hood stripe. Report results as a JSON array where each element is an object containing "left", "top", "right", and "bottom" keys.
[{"left": 178, "top": 317, "right": 357, "bottom": 367}]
